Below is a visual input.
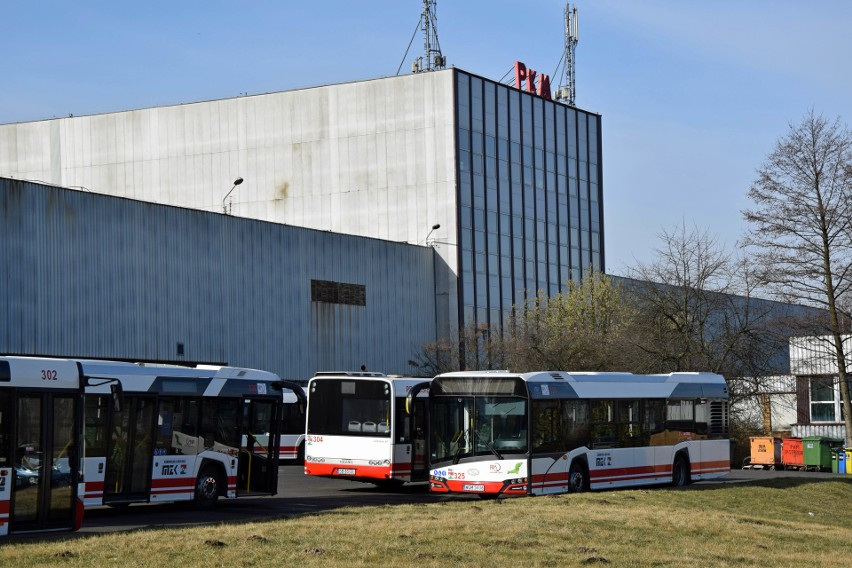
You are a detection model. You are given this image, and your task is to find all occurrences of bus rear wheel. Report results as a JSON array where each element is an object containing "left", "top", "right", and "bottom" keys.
[
  {"left": 568, "top": 459, "right": 589, "bottom": 493},
  {"left": 195, "top": 466, "right": 221, "bottom": 509},
  {"left": 672, "top": 455, "right": 691, "bottom": 487}
]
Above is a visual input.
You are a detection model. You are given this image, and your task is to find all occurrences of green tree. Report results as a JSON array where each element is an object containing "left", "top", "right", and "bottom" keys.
[{"left": 504, "top": 269, "right": 638, "bottom": 372}]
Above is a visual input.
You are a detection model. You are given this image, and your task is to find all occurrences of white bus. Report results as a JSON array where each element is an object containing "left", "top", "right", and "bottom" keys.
[
  {"left": 1, "top": 356, "right": 84, "bottom": 537},
  {"left": 279, "top": 387, "right": 306, "bottom": 462},
  {"left": 304, "top": 372, "right": 429, "bottom": 485},
  {"left": 79, "top": 359, "right": 292, "bottom": 509},
  {"left": 428, "top": 371, "right": 730, "bottom": 497}
]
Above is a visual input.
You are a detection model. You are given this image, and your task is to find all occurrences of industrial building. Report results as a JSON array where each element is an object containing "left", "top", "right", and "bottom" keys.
[
  {"left": 0, "top": 177, "right": 436, "bottom": 380},
  {"left": 0, "top": 67, "right": 604, "bottom": 339}
]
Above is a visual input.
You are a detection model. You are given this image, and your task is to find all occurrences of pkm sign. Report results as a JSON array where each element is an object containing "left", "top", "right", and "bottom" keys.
[{"left": 514, "top": 61, "right": 551, "bottom": 100}]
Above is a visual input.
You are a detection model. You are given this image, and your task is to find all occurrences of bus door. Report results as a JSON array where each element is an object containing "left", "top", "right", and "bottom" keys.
[
  {"left": 411, "top": 398, "right": 427, "bottom": 480},
  {"left": 7, "top": 392, "right": 78, "bottom": 534},
  {"left": 237, "top": 398, "right": 279, "bottom": 496},
  {"left": 103, "top": 396, "right": 156, "bottom": 503}
]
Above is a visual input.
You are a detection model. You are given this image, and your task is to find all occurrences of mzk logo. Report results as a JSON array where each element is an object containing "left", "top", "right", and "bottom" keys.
[{"left": 162, "top": 463, "right": 188, "bottom": 476}]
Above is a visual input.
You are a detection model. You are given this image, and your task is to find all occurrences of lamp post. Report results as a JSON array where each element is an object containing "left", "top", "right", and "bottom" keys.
[
  {"left": 423, "top": 223, "right": 441, "bottom": 246},
  {"left": 222, "top": 177, "right": 244, "bottom": 214}
]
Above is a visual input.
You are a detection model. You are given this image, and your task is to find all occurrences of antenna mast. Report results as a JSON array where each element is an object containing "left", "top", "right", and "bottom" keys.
[
  {"left": 413, "top": 0, "right": 446, "bottom": 73},
  {"left": 556, "top": 3, "right": 579, "bottom": 105}
]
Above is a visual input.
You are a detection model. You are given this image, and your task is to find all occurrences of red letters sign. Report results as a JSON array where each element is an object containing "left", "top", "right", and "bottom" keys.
[{"left": 513, "top": 61, "right": 551, "bottom": 100}]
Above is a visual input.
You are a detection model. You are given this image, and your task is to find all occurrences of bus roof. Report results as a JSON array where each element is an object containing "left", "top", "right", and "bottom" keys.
[
  {"left": 432, "top": 370, "right": 728, "bottom": 400},
  {"left": 308, "top": 372, "right": 430, "bottom": 395}
]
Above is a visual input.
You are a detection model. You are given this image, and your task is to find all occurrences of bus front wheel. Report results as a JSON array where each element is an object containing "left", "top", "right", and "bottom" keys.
[
  {"left": 672, "top": 455, "right": 691, "bottom": 487},
  {"left": 568, "top": 459, "right": 589, "bottom": 493},
  {"left": 195, "top": 466, "right": 221, "bottom": 509}
]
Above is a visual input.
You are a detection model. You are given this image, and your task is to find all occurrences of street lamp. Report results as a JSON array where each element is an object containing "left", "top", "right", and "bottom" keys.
[
  {"left": 222, "top": 177, "right": 244, "bottom": 214},
  {"left": 423, "top": 223, "right": 441, "bottom": 245}
]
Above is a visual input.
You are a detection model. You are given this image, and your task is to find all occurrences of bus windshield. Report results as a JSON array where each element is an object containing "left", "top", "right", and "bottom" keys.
[
  {"left": 430, "top": 395, "right": 528, "bottom": 464},
  {"left": 307, "top": 379, "right": 391, "bottom": 437}
]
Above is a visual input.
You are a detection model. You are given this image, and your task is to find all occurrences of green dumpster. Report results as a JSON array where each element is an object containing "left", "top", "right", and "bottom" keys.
[
  {"left": 802, "top": 436, "right": 844, "bottom": 471},
  {"left": 832, "top": 449, "right": 841, "bottom": 474}
]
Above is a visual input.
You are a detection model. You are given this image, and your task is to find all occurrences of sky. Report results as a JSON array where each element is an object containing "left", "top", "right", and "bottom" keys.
[{"left": 1, "top": 0, "right": 850, "bottom": 275}]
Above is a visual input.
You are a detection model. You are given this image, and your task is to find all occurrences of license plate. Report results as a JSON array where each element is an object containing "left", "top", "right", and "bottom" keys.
[
  {"left": 336, "top": 468, "right": 356, "bottom": 475},
  {"left": 463, "top": 484, "right": 485, "bottom": 492}
]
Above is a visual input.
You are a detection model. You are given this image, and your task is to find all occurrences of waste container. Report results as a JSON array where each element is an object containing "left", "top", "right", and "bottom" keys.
[
  {"left": 839, "top": 450, "right": 847, "bottom": 474},
  {"left": 749, "top": 436, "right": 782, "bottom": 469},
  {"left": 846, "top": 449, "right": 852, "bottom": 474},
  {"left": 802, "top": 436, "right": 844, "bottom": 472},
  {"left": 832, "top": 449, "right": 841, "bottom": 474},
  {"left": 781, "top": 437, "right": 803, "bottom": 470}
]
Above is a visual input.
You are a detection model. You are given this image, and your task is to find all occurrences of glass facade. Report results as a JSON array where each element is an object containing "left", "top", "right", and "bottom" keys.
[{"left": 455, "top": 70, "right": 604, "bottom": 329}]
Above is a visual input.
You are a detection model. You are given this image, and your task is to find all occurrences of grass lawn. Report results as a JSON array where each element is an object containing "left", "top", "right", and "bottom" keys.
[{"left": 2, "top": 478, "right": 850, "bottom": 567}]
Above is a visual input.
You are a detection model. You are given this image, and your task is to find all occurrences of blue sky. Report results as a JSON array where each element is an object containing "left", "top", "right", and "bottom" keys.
[{"left": 1, "top": 1, "right": 850, "bottom": 274}]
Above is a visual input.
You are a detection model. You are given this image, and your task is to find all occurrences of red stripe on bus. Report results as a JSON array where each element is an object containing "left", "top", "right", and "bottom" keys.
[{"left": 152, "top": 478, "right": 198, "bottom": 489}]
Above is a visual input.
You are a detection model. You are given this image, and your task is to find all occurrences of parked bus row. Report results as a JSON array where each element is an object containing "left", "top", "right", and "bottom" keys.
[
  {"left": 0, "top": 356, "right": 731, "bottom": 537},
  {"left": 0, "top": 356, "right": 303, "bottom": 537},
  {"left": 303, "top": 369, "right": 730, "bottom": 496}
]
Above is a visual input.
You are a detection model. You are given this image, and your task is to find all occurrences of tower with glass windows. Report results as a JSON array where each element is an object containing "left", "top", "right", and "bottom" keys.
[{"left": 454, "top": 70, "right": 603, "bottom": 331}]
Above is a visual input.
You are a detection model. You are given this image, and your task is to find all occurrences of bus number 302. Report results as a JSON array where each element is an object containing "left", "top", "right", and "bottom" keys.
[{"left": 41, "top": 370, "right": 58, "bottom": 380}]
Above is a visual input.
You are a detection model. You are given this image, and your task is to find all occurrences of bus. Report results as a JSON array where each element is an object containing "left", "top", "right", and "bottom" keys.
[
  {"left": 278, "top": 387, "right": 306, "bottom": 462},
  {"left": 79, "top": 359, "right": 291, "bottom": 509},
  {"left": 1, "top": 356, "right": 84, "bottom": 537},
  {"left": 304, "top": 372, "right": 429, "bottom": 485},
  {"left": 428, "top": 370, "right": 730, "bottom": 497}
]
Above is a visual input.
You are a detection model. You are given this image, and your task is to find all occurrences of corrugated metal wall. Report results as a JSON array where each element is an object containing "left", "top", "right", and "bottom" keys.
[{"left": 0, "top": 178, "right": 437, "bottom": 380}]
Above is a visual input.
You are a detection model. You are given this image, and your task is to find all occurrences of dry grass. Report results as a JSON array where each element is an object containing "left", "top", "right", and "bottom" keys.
[{"left": 2, "top": 478, "right": 850, "bottom": 567}]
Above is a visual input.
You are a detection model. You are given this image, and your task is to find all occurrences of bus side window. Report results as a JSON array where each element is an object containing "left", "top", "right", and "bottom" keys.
[
  {"left": 201, "top": 399, "right": 240, "bottom": 451},
  {"left": 644, "top": 399, "right": 666, "bottom": 446},
  {"left": 157, "top": 398, "right": 176, "bottom": 454},
  {"left": 531, "top": 400, "right": 559, "bottom": 452},
  {"left": 395, "top": 402, "right": 410, "bottom": 443},
  {"left": 590, "top": 400, "right": 616, "bottom": 449},
  {"left": 84, "top": 395, "right": 110, "bottom": 457},
  {"left": 561, "top": 399, "right": 590, "bottom": 450},
  {"left": 616, "top": 400, "right": 642, "bottom": 448}
]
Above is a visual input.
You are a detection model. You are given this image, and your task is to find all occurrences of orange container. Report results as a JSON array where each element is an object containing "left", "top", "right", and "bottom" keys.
[
  {"left": 781, "top": 437, "right": 803, "bottom": 469},
  {"left": 749, "top": 436, "right": 782, "bottom": 468}
]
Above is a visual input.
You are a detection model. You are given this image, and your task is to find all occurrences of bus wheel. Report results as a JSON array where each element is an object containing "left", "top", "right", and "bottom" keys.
[
  {"left": 672, "top": 455, "right": 691, "bottom": 487},
  {"left": 568, "top": 459, "right": 589, "bottom": 493},
  {"left": 195, "top": 467, "right": 221, "bottom": 509}
]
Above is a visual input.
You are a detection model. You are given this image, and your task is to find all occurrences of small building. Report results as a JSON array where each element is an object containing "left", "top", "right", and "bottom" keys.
[{"left": 789, "top": 335, "right": 849, "bottom": 440}]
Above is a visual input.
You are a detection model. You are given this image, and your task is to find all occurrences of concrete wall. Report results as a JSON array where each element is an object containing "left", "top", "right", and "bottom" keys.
[{"left": 0, "top": 70, "right": 459, "bottom": 337}]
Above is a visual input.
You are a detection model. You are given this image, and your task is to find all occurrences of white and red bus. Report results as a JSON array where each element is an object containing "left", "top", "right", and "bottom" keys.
[
  {"left": 79, "top": 359, "right": 292, "bottom": 509},
  {"left": 303, "top": 372, "right": 429, "bottom": 485},
  {"left": 428, "top": 370, "right": 730, "bottom": 497},
  {"left": 1, "top": 356, "right": 84, "bottom": 537}
]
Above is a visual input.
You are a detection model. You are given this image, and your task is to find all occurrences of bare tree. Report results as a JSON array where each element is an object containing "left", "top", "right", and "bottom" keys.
[
  {"left": 409, "top": 322, "right": 506, "bottom": 375},
  {"left": 742, "top": 110, "right": 852, "bottom": 445},
  {"left": 626, "top": 222, "right": 797, "bottom": 429}
]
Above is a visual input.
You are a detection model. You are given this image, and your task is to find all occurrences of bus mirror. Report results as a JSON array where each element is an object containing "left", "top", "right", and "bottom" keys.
[{"left": 110, "top": 383, "right": 124, "bottom": 412}]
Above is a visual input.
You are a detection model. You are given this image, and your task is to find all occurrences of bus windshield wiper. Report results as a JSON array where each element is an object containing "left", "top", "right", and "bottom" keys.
[
  {"left": 452, "top": 428, "right": 470, "bottom": 464},
  {"left": 472, "top": 428, "right": 503, "bottom": 461}
]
